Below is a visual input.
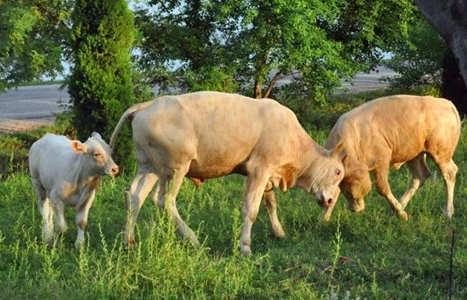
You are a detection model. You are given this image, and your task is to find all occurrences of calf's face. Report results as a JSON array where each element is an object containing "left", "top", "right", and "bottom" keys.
[{"left": 71, "top": 132, "right": 119, "bottom": 176}]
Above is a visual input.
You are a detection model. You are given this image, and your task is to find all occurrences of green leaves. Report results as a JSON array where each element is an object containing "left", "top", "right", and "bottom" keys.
[
  {"left": 0, "top": 0, "right": 71, "bottom": 91},
  {"left": 69, "top": 0, "right": 136, "bottom": 170},
  {"left": 135, "top": 0, "right": 416, "bottom": 101}
]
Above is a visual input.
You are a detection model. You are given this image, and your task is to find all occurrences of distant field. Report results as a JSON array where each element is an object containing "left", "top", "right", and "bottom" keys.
[{"left": 0, "top": 68, "right": 396, "bottom": 135}]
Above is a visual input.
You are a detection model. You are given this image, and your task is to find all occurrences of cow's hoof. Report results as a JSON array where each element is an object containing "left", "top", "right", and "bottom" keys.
[
  {"left": 239, "top": 245, "right": 251, "bottom": 256},
  {"left": 443, "top": 208, "right": 454, "bottom": 219},
  {"left": 272, "top": 227, "right": 286, "bottom": 239},
  {"left": 75, "top": 239, "right": 85, "bottom": 250},
  {"left": 398, "top": 211, "right": 408, "bottom": 221},
  {"left": 124, "top": 238, "right": 136, "bottom": 248}
]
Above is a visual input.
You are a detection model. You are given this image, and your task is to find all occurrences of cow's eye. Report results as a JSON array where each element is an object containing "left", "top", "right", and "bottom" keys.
[
  {"left": 335, "top": 169, "right": 341, "bottom": 176},
  {"left": 94, "top": 152, "right": 102, "bottom": 158}
]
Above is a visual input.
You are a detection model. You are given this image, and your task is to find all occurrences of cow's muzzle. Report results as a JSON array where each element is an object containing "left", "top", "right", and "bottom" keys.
[{"left": 347, "top": 198, "right": 365, "bottom": 213}]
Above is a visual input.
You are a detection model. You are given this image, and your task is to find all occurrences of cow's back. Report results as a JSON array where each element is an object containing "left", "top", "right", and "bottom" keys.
[
  {"left": 131, "top": 91, "right": 310, "bottom": 179},
  {"left": 29, "top": 134, "right": 77, "bottom": 189},
  {"left": 327, "top": 95, "right": 460, "bottom": 164}
]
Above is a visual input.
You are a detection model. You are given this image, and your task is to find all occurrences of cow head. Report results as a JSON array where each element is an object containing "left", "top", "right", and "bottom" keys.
[
  {"left": 298, "top": 142, "right": 345, "bottom": 209},
  {"left": 71, "top": 132, "right": 119, "bottom": 176},
  {"left": 339, "top": 158, "right": 377, "bottom": 213}
]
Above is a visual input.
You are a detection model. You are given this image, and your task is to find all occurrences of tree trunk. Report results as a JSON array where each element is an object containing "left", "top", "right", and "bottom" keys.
[
  {"left": 254, "top": 80, "right": 262, "bottom": 99},
  {"left": 414, "top": 1, "right": 467, "bottom": 97},
  {"left": 441, "top": 51, "right": 467, "bottom": 116}
]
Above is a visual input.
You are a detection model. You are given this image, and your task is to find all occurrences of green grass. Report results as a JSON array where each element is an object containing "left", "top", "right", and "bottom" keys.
[{"left": 1, "top": 92, "right": 467, "bottom": 299}]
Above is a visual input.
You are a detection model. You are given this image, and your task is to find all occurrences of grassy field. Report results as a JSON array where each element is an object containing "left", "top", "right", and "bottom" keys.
[{"left": 1, "top": 92, "right": 467, "bottom": 299}]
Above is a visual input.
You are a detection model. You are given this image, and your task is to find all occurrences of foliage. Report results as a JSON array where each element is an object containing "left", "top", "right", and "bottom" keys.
[
  {"left": 1, "top": 116, "right": 467, "bottom": 299},
  {"left": 383, "top": 14, "right": 447, "bottom": 89},
  {"left": 134, "top": 0, "right": 415, "bottom": 101},
  {"left": 68, "top": 0, "right": 136, "bottom": 171},
  {"left": 0, "top": 120, "right": 71, "bottom": 179},
  {"left": 0, "top": 0, "right": 71, "bottom": 93}
]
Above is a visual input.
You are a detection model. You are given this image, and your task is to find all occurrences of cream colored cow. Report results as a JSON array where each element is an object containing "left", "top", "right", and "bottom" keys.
[
  {"left": 29, "top": 133, "right": 119, "bottom": 248},
  {"left": 110, "top": 91, "right": 345, "bottom": 255},
  {"left": 325, "top": 95, "right": 460, "bottom": 221}
]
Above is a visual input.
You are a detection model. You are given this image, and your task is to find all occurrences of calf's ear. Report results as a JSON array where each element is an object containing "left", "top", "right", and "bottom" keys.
[
  {"left": 91, "top": 132, "right": 102, "bottom": 139},
  {"left": 71, "top": 141, "right": 88, "bottom": 154}
]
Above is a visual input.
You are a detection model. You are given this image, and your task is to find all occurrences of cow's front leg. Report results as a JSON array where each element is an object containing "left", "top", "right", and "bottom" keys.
[
  {"left": 240, "top": 170, "right": 270, "bottom": 255},
  {"left": 373, "top": 167, "right": 408, "bottom": 221},
  {"left": 262, "top": 187, "right": 285, "bottom": 239},
  {"left": 75, "top": 190, "right": 96, "bottom": 249}
]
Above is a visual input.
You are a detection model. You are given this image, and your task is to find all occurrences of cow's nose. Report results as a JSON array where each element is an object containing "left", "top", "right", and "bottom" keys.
[{"left": 111, "top": 166, "right": 119, "bottom": 175}]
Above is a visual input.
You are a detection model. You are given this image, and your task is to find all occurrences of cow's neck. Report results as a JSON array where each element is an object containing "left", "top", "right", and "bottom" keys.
[
  {"left": 295, "top": 137, "right": 328, "bottom": 191},
  {"left": 71, "top": 154, "right": 100, "bottom": 185}
]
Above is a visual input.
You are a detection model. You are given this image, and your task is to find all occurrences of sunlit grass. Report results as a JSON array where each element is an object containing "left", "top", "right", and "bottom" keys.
[{"left": 1, "top": 94, "right": 467, "bottom": 299}]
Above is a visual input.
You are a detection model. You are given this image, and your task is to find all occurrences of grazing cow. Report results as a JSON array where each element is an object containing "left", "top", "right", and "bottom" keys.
[
  {"left": 110, "top": 91, "right": 345, "bottom": 255},
  {"left": 29, "top": 132, "right": 119, "bottom": 248},
  {"left": 324, "top": 95, "right": 460, "bottom": 221}
]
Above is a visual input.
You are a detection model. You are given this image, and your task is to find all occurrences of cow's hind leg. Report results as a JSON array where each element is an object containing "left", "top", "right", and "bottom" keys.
[
  {"left": 262, "top": 184, "right": 285, "bottom": 239},
  {"left": 32, "top": 178, "right": 54, "bottom": 246},
  {"left": 124, "top": 162, "right": 158, "bottom": 247},
  {"left": 436, "top": 158, "right": 458, "bottom": 218},
  {"left": 53, "top": 199, "right": 67, "bottom": 235},
  {"left": 156, "top": 164, "right": 200, "bottom": 248},
  {"left": 400, "top": 154, "right": 431, "bottom": 210},
  {"left": 373, "top": 165, "right": 408, "bottom": 221},
  {"left": 240, "top": 169, "right": 271, "bottom": 255}
]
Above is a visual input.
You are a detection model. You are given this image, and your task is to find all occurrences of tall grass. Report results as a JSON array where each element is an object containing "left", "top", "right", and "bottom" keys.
[{"left": 1, "top": 95, "right": 467, "bottom": 299}]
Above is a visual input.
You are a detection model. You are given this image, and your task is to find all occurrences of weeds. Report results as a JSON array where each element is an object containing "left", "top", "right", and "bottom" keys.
[{"left": 1, "top": 93, "right": 467, "bottom": 299}]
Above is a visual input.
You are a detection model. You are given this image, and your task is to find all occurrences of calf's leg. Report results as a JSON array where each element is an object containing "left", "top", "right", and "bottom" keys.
[
  {"left": 32, "top": 179, "right": 54, "bottom": 246},
  {"left": 74, "top": 191, "right": 96, "bottom": 249},
  {"left": 53, "top": 199, "right": 67, "bottom": 235},
  {"left": 400, "top": 154, "right": 431, "bottom": 209}
]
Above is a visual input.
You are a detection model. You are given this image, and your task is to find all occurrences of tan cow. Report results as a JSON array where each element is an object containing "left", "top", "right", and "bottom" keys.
[
  {"left": 110, "top": 91, "right": 345, "bottom": 255},
  {"left": 324, "top": 95, "right": 460, "bottom": 221},
  {"left": 29, "top": 133, "right": 119, "bottom": 248}
]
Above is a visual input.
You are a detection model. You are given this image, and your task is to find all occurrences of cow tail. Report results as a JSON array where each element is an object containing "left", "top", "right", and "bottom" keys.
[
  {"left": 109, "top": 109, "right": 131, "bottom": 150},
  {"left": 109, "top": 100, "right": 156, "bottom": 150}
]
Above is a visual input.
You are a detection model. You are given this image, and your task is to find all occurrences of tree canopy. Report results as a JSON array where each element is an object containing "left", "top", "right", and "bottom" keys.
[
  {"left": 134, "top": 0, "right": 414, "bottom": 101},
  {"left": 0, "top": 0, "right": 71, "bottom": 92},
  {"left": 69, "top": 0, "right": 136, "bottom": 168},
  {"left": 2, "top": 0, "right": 467, "bottom": 112}
]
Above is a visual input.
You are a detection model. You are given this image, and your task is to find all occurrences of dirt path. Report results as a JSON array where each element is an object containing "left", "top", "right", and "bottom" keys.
[{"left": 0, "top": 84, "right": 70, "bottom": 134}]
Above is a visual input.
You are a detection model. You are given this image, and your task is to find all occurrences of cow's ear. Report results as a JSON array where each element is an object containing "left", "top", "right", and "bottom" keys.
[
  {"left": 71, "top": 141, "right": 87, "bottom": 154},
  {"left": 331, "top": 142, "right": 347, "bottom": 160},
  {"left": 91, "top": 132, "right": 102, "bottom": 139}
]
